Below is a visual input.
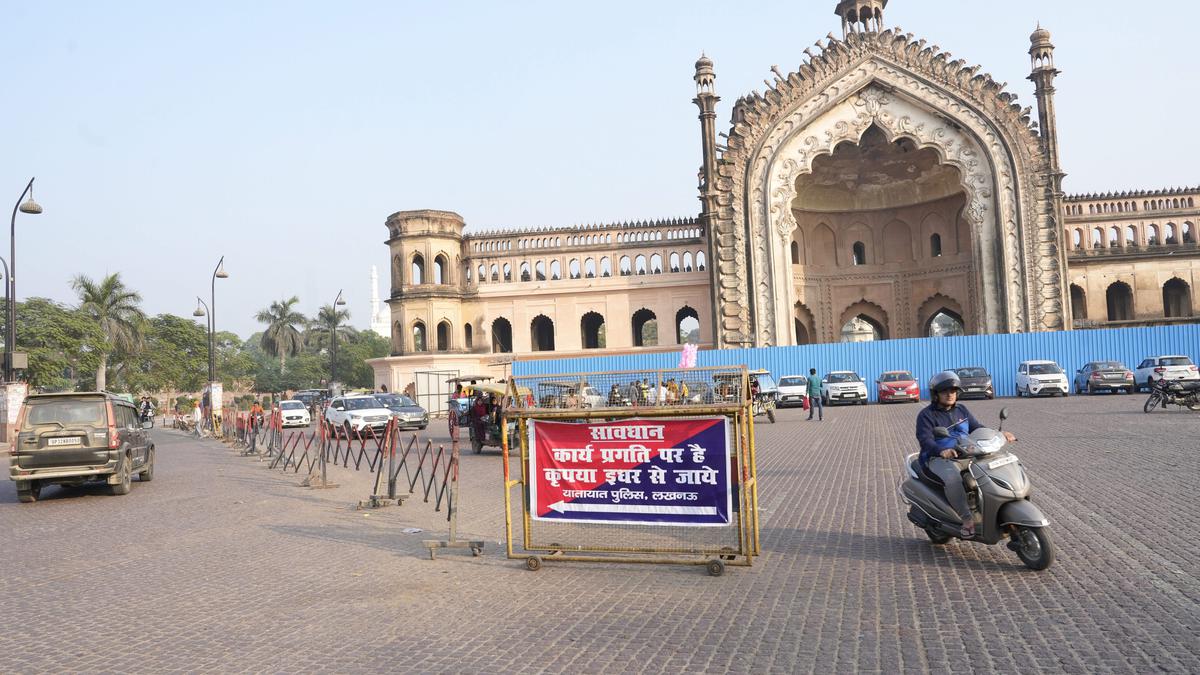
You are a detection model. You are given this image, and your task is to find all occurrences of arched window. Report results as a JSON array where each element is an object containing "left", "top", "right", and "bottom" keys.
[
  {"left": 1070, "top": 284, "right": 1087, "bottom": 320},
  {"left": 650, "top": 254, "right": 663, "bottom": 274},
  {"left": 635, "top": 255, "right": 647, "bottom": 275},
  {"left": 535, "top": 261, "right": 546, "bottom": 281},
  {"left": 1072, "top": 229, "right": 1082, "bottom": 249},
  {"left": 550, "top": 260, "right": 561, "bottom": 280},
  {"left": 503, "top": 263, "right": 512, "bottom": 282},
  {"left": 632, "top": 309, "right": 657, "bottom": 347},
  {"left": 852, "top": 242, "right": 866, "bottom": 265},
  {"left": 683, "top": 252, "right": 694, "bottom": 272},
  {"left": 411, "top": 254, "right": 425, "bottom": 285},
  {"left": 1092, "top": 227, "right": 1104, "bottom": 248},
  {"left": 464, "top": 324, "right": 473, "bottom": 351},
  {"left": 477, "top": 264, "right": 486, "bottom": 283},
  {"left": 433, "top": 254, "right": 448, "bottom": 284},
  {"left": 926, "top": 309, "right": 965, "bottom": 337},
  {"left": 1125, "top": 226, "right": 1138, "bottom": 246},
  {"left": 696, "top": 251, "right": 706, "bottom": 271},
  {"left": 675, "top": 306, "right": 700, "bottom": 344},
  {"left": 670, "top": 252, "right": 681, "bottom": 272},
  {"left": 436, "top": 321, "right": 451, "bottom": 351},
  {"left": 840, "top": 314, "right": 884, "bottom": 342},
  {"left": 530, "top": 315, "right": 555, "bottom": 351},
  {"left": 790, "top": 241, "right": 800, "bottom": 264},
  {"left": 1165, "top": 223, "right": 1178, "bottom": 244},
  {"left": 581, "top": 312, "right": 606, "bottom": 349},
  {"left": 599, "top": 257, "right": 611, "bottom": 277},
  {"left": 1106, "top": 282, "right": 1134, "bottom": 321},
  {"left": 520, "top": 262, "right": 531, "bottom": 282},
  {"left": 930, "top": 233, "right": 943, "bottom": 257},
  {"left": 490, "top": 264, "right": 499, "bottom": 282},
  {"left": 412, "top": 322, "right": 427, "bottom": 352},
  {"left": 464, "top": 264, "right": 472, "bottom": 283},
  {"left": 1184, "top": 222, "right": 1195, "bottom": 243},
  {"left": 569, "top": 259, "right": 581, "bottom": 279},
  {"left": 1147, "top": 224, "right": 1159, "bottom": 245},
  {"left": 794, "top": 319, "right": 809, "bottom": 345},
  {"left": 491, "top": 317, "right": 512, "bottom": 353},
  {"left": 1163, "top": 279, "right": 1193, "bottom": 318},
  {"left": 619, "top": 256, "right": 631, "bottom": 276}
]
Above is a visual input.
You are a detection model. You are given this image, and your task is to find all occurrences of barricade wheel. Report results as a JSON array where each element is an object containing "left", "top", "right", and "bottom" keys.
[
  {"left": 719, "top": 547, "right": 736, "bottom": 561},
  {"left": 706, "top": 559, "right": 725, "bottom": 577},
  {"left": 525, "top": 556, "right": 542, "bottom": 571},
  {"left": 471, "top": 546, "right": 483, "bottom": 557}
]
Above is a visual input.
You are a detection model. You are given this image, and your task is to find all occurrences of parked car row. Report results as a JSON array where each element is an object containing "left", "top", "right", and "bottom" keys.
[{"left": 767, "top": 353, "right": 1197, "bottom": 406}]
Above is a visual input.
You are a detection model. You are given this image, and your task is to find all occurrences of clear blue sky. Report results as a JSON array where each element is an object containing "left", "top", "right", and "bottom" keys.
[{"left": 2, "top": 1, "right": 1196, "bottom": 338}]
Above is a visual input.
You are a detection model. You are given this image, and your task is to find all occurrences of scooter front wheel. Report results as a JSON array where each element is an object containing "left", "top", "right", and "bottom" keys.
[{"left": 1013, "top": 526, "right": 1054, "bottom": 571}]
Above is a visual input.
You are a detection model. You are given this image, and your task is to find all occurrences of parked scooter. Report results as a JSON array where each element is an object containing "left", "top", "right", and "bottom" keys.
[
  {"left": 1143, "top": 377, "right": 1200, "bottom": 413},
  {"left": 899, "top": 409, "right": 1054, "bottom": 570}
]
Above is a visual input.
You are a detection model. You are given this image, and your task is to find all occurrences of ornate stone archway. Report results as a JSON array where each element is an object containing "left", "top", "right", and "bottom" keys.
[{"left": 710, "top": 31, "right": 1065, "bottom": 347}]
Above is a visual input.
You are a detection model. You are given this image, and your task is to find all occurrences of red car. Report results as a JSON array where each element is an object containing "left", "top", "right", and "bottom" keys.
[{"left": 876, "top": 371, "right": 920, "bottom": 403}]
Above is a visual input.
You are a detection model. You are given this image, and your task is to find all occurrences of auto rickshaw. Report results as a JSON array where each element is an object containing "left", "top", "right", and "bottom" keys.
[
  {"left": 449, "top": 382, "right": 524, "bottom": 453},
  {"left": 712, "top": 369, "right": 778, "bottom": 423}
]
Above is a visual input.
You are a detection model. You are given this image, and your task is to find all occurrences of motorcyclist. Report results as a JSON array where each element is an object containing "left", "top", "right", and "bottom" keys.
[
  {"left": 915, "top": 371, "right": 1015, "bottom": 538},
  {"left": 139, "top": 397, "right": 153, "bottom": 423}
]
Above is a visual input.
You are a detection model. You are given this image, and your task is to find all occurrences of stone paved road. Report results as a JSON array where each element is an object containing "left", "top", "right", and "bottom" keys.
[{"left": 1, "top": 394, "right": 1197, "bottom": 673}]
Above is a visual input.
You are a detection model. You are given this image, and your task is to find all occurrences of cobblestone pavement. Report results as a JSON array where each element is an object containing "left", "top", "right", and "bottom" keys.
[{"left": 1, "top": 395, "right": 1197, "bottom": 673}]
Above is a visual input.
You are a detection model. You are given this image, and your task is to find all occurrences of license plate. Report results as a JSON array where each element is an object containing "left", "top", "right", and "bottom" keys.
[
  {"left": 988, "top": 455, "right": 1018, "bottom": 469},
  {"left": 47, "top": 437, "right": 82, "bottom": 447}
]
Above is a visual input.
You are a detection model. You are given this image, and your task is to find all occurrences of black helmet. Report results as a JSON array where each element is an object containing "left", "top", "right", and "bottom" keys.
[{"left": 928, "top": 370, "right": 962, "bottom": 396}]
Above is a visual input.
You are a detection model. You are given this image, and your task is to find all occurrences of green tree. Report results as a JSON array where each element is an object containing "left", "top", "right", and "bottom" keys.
[
  {"left": 304, "top": 304, "right": 352, "bottom": 353},
  {"left": 9, "top": 297, "right": 103, "bottom": 391},
  {"left": 71, "top": 273, "right": 146, "bottom": 391},
  {"left": 337, "top": 330, "right": 390, "bottom": 388},
  {"left": 122, "top": 314, "right": 209, "bottom": 394},
  {"left": 255, "top": 296, "right": 306, "bottom": 374}
]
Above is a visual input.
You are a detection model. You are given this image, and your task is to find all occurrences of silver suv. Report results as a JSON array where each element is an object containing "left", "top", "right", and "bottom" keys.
[{"left": 10, "top": 392, "right": 155, "bottom": 503}]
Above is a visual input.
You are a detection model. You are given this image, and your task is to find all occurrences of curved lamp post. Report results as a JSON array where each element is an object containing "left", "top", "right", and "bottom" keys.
[
  {"left": 329, "top": 289, "right": 347, "bottom": 389},
  {"left": 192, "top": 296, "right": 211, "bottom": 380},
  {"left": 208, "top": 257, "right": 228, "bottom": 382},
  {"left": 6, "top": 178, "right": 42, "bottom": 382}
]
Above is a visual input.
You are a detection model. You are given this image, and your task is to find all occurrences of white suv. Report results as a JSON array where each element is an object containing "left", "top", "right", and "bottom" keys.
[
  {"left": 776, "top": 375, "right": 809, "bottom": 408},
  {"left": 1134, "top": 355, "right": 1200, "bottom": 392},
  {"left": 1016, "top": 360, "right": 1069, "bottom": 397},
  {"left": 821, "top": 371, "right": 868, "bottom": 405},
  {"left": 278, "top": 400, "right": 311, "bottom": 428},
  {"left": 324, "top": 395, "right": 393, "bottom": 437}
]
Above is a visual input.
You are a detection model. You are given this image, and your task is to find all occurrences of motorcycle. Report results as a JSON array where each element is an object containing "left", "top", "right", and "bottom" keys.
[
  {"left": 140, "top": 409, "right": 155, "bottom": 428},
  {"left": 1143, "top": 378, "right": 1200, "bottom": 413},
  {"left": 898, "top": 408, "right": 1055, "bottom": 571}
]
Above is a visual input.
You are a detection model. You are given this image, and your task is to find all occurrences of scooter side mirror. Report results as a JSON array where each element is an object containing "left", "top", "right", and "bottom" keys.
[
  {"left": 932, "top": 426, "right": 950, "bottom": 438},
  {"left": 999, "top": 407, "right": 1009, "bottom": 421}
]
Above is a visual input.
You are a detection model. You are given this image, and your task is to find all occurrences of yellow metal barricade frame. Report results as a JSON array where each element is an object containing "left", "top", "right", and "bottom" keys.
[{"left": 501, "top": 365, "right": 761, "bottom": 575}]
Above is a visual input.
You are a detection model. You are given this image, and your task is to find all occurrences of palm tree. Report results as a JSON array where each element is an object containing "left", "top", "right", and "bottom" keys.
[
  {"left": 307, "top": 304, "right": 352, "bottom": 350},
  {"left": 72, "top": 273, "right": 146, "bottom": 391},
  {"left": 255, "top": 296, "right": 306, "bottom": 374}
]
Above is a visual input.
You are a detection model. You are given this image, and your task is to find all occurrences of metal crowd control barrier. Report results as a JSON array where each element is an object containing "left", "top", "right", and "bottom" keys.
[
  {"left": 254, "top": 418, "right": 481, "bottom": 559},
  {"left": 505, "top": 365, "right": 761, "bottom": 576}
]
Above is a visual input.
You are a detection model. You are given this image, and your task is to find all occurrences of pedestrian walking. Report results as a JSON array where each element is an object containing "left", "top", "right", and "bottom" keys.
[{"left": 806, "top": 367, "right": 824, "bottom": 421}]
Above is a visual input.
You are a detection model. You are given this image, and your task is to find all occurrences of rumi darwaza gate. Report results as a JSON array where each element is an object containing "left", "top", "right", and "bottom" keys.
[{"left": 368, "top": 0, "right": 1200, "bottom": 390}]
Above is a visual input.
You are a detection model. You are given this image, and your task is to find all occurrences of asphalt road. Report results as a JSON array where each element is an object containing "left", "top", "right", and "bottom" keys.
[{"left": 0, "top": 393, "right": 1196, "bottom": 673}]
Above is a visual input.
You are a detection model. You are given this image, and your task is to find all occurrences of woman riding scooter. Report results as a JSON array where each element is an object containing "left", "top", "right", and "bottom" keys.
[{"left": 915, "top": 371, "right": 1016, "bottom": 538}]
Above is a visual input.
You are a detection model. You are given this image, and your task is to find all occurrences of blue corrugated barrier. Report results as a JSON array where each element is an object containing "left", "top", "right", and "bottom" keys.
[{"left": 513, "top": 324, "right": 1200, "bottom": 401}]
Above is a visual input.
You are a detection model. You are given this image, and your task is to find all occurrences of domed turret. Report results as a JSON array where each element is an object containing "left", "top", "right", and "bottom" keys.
[
  {"left": 835, "top": 0, "right": 888, "bottom": 36},
  {"left": 694, "top": 53, "right": 715, "bottom": 95}
]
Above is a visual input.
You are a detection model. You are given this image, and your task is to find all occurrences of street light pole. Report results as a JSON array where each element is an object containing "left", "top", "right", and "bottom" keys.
[
  {"left": 193, "top": 296, "right": 211, "bottom": 377},
  {"left": 330, "top": 289, "right": 346, "bottom": 390},
  {"left": 209, "top": 257, "right": 228, "bottom": 382},
  {"left": 6, "top": 178, "right": 42, "bottom": 383}
]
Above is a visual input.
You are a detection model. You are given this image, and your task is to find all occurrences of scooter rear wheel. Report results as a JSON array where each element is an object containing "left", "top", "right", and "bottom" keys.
[{"left": 1013, "top": 526, "right": 1055, "bottom": 571}]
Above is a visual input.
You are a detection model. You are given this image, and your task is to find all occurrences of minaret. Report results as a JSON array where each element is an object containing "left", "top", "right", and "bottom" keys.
[
  {"left": 693, "top": 53, "right": 720, "bottom": 216},
  {"left": 1028, "top": 25, "right": 1065, "bottom": 188},
  {"left": 1028, "top": 25, "right": 1071, "bottom": 329},
  {"left": 835, "top": 0, "right": 887, "bottom": 37},
  {"left": 369, "top": 265, "right": 387, "bottom": 337},
  {"left": 693, "top": 53, "right": 721, "bottom": 346}
]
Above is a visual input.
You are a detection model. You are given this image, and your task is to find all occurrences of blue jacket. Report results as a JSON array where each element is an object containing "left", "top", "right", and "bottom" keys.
[{"left": 916, "top": 402, "right": 982, "bottom": 467}]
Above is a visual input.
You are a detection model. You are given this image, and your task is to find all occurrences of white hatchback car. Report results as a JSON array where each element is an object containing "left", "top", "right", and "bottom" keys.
[
  {"left": 776, "top": 375, "right": 809, "bottom": 408},
  {"left": 821, "top": 371, "right": 868, "bottom": 405},
  {"left": 278, "top": 400, "right": 311, "bottom": 428},
  {"left": 1015, "top": 360, "right": 1069, "bottom": 397},
  {"left": 1133, "top": 355, "right": 1200, "bottom": 391},
  {"left": 324, "top": 395, "right": 393, "bottom": 437}
]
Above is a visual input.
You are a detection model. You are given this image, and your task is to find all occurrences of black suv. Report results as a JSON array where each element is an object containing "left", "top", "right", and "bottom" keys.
[{"left": 9, "top": 392, "right": 155, "bottom": 503}]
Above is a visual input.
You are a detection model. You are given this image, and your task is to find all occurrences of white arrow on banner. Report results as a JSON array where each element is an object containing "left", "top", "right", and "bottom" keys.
[{"left": 547, "top": 501, "right": 717, "bottom": 516}]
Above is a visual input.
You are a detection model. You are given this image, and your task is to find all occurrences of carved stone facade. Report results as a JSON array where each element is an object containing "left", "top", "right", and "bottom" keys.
[{"left": 367, "top": 3, "right": 1195, "bottom": 392}]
